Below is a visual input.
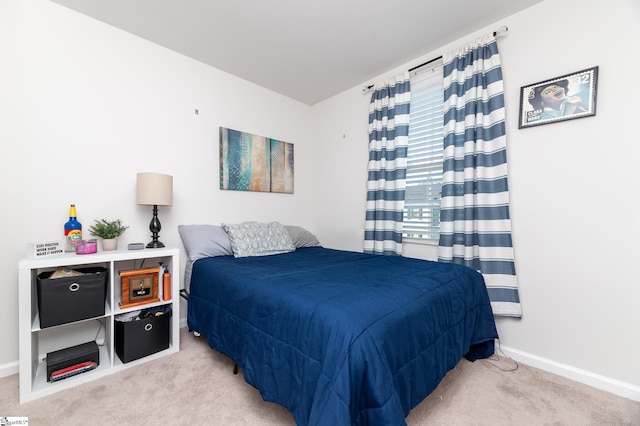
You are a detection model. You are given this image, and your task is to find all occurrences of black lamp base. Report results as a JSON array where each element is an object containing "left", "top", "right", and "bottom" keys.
[
  {"left": 146, "top": 240, "right": 165, "bottom": 249},
  {"left": 146, "top": 204, "right": 165, "bottom": 249}
]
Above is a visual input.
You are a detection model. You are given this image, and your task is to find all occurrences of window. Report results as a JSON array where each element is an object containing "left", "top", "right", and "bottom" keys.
[{"left": 403, "top": 60, "right": 444, "bottom": 241}]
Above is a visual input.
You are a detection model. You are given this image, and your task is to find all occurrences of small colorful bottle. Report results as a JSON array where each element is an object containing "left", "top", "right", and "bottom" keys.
[{"left": 64, "top": 204, "right": 82, "bottom": 252}]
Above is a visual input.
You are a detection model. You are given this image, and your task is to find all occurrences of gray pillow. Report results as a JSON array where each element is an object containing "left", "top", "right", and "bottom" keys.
[
  {"left": 178, "top": 224, "right": 233, "bottom": 262},
  {"left": 285, "top": 225, "right": 320, "bottom": 248},
  {"left": 222, "top": 222, "right": 295, "bottom": 258}
]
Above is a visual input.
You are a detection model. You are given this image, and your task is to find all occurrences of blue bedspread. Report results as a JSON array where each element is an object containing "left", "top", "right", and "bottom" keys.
[{"left": 188, "top": 247, "right": 497, "bottom": 425}]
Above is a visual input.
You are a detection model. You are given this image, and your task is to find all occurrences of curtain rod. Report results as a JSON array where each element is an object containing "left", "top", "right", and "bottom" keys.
[
  {"left": 408, "top": 25, "right": 508, "bottom": 72},
  {"left": 363, "top": 25, "right": 509, "bottom": 92}
]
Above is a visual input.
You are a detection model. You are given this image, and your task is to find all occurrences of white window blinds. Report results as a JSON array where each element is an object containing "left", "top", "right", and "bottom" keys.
[{"left": 403, "top": 60, "right": 444, "bottom": 241}]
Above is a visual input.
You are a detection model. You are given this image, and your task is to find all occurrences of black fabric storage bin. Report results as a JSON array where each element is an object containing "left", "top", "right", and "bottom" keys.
[
  {"left": 115, "top": 312, "right": 170, "bottom": 363},
  {"left": 37, "top": 267, "right": 108, "bottom": 328}
]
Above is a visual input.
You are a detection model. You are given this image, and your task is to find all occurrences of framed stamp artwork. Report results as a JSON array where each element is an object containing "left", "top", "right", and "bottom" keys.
[{"left": 519, "top": 66, "right": 598, "bottom": 129}]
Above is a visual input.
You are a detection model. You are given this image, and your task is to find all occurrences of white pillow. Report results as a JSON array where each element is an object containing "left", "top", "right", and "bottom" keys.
[{"left": 222, "top": 222, "right": 295, "bottom": 258}]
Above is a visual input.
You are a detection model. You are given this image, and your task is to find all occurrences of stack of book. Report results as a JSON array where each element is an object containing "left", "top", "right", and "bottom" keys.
[{"left": 49, "top": 361, "right": 97, "bottom": 382}]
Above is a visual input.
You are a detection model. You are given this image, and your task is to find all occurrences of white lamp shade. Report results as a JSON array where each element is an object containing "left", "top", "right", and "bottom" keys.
[{"left": 136, "top": 172, "right": 173, "bottom": 206}]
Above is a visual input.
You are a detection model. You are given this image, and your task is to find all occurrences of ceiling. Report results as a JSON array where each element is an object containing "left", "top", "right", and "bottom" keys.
[{"left": 50, "top": 0, "right": 542, "bottom": 105}]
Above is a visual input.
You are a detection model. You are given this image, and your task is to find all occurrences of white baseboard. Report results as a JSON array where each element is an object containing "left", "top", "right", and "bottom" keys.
[
  {"left": 500, "top": 345, "right": 640, "bottom": 402},
  {"left": 0, "top": 360, "right": 19, "bottom": 379}
]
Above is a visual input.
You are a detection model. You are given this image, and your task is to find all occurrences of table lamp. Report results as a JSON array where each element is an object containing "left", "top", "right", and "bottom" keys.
[{"left": 136, "top": 172, "right": 173, "bottom": 248}]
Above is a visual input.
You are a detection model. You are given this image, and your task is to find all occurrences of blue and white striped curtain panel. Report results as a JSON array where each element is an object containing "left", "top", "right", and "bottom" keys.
[
  {"left": 438, "top": 36, "right": 522, "bottom": 317},
  {"left": 364, "top": 73, "right": 411, "bottom": 256}
]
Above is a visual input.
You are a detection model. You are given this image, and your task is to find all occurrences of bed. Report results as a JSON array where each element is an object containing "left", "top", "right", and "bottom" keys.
[{"left": 179, "top": 223, "right": 498, "bottom": 425}]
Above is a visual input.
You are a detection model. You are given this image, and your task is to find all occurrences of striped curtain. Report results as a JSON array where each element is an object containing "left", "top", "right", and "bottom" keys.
[
  {"left": 438, "top": 36, "right": 522, "bottom": 317},
  {"left": 364, "top": 73, "right": 411, "bottom": 255}
]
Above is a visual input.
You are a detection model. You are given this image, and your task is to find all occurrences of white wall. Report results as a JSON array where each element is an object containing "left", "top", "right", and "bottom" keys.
[
  {"left": 312, "top": 0, "right": 640, "bottom": 397},
  {"left": 3, "top": 0, "right": 639, "bottom": 401},
  {"left": 2, "top": 0, "right": 315, "bottom": 372}
]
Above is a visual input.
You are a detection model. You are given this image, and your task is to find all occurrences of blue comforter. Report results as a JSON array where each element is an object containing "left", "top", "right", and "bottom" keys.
[{"left": 188, "top": 247, "right": 497, "bottom": 425}]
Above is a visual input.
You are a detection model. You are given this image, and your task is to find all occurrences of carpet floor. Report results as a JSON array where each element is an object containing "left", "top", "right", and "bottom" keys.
[{"left": 2, "top": 327, "right": 638, "bottom": 425}]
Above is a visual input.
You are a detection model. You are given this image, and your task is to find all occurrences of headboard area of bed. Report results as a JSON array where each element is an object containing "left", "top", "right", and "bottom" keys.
[{"left": 178, "top": 222, "right": 321, "bottom": 290}]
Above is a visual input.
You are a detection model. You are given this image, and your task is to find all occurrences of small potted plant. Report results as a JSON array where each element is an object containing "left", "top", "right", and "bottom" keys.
[{"left": 88, "top": 219, "right": 129, "bottom": 251}]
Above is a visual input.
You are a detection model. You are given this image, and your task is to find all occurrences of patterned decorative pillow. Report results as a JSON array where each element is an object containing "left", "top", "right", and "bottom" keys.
[{"left": 222, "top": 222, "right": 296, "bottom": 258}]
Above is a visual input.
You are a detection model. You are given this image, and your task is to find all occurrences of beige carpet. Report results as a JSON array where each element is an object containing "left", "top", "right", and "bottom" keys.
[{"left": 2, "top": 327, "right": 638, "bottom": 425}]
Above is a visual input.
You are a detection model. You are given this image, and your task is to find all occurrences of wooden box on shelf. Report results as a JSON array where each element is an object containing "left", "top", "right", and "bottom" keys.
[{"left": 118, "top": 267, "right": 160, "bottom": 309}]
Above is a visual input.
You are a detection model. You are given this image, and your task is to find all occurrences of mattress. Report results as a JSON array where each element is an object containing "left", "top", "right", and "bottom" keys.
[{"left": 187, "top": 247, "right": 498, "bottom": 425}]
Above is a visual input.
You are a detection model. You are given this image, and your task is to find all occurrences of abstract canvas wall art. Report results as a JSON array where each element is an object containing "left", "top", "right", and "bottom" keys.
[{"left": 219, "top": 127, "right": 294, "bottom": 193}]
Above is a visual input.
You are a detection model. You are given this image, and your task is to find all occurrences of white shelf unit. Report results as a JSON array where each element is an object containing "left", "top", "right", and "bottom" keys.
[{"left": 18, "top": 247, "right": 180, "bottom": 403}]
